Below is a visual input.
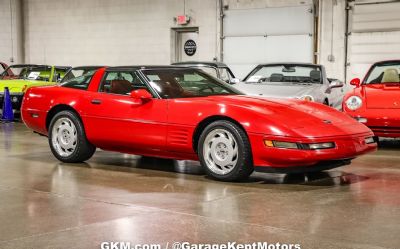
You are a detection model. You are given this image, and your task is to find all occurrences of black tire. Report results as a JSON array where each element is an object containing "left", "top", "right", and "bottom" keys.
[
  {"left": 375, "top": 136, "right": 381, "bottom": 147},
  {"left": 197, "top": 120, "right": 254, "bottom": 181},
  {"left": 323, "top": 99, "right": 329, "bottom": 106},
  {"left": 48, "top": 110, "right": 96, "bottom": 163}
]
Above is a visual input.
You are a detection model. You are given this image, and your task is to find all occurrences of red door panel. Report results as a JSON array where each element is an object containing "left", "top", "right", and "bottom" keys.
[{"left": 81, "top": 92, "right": 168, "bottom": 153}]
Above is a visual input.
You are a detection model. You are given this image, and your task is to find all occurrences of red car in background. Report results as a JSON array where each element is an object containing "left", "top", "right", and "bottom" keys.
[
  {"left": 0, "top": 64, "right": 39, "bottom": 80},
  {"left": 22, "top": 66, "right": 376, "bottom": 181},
  {"left": 0, "top": 62, "right": 10, "bottom": 76},
  {"left": 343, "top": 60, "right": 400, "bottom": 138}
]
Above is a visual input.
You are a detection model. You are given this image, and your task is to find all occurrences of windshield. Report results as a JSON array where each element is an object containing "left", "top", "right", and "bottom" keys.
[
  {"left": 22, "top": 66, "right": 53, "bottom": 81},
  {"left": 245, "top": 65, "right": 322, "bottom": 84},
  {"left": 142, "top": 68, "right": 241, "bottom": 98},
  {"left": 365, "top": 62, "right": 400, "bottom": 84}
]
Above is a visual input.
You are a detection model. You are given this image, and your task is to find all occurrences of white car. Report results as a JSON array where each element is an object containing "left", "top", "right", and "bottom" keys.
[{"left": 233, "top": 63, "right": 345, "bottom": 110}]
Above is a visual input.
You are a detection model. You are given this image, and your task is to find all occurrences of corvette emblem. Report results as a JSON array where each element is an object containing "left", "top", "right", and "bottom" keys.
[{"left": 323, "top": 120, "right": 332, "bottom": 124}]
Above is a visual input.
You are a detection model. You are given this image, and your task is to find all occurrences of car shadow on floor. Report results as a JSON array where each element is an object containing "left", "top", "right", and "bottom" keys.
[
  {"left": 89, "top": 152, "right": 369, "bottom": 187},
  {"left": 11, "top": 149, "right": 370, "bottom": 187}
]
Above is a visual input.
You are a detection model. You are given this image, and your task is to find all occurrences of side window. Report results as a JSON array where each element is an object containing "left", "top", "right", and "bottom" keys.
[
  {"left": 99, "top": 71, "right": 147, "bottom": 95},
  {"left": 61, "top": 71, "right": 96, "bottom": 91},
  {"left": 218, "top": 68, "right": 230, "bottom": 82}
]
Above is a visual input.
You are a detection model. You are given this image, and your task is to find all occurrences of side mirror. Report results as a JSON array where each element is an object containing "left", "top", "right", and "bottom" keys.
[
  {"left": 329, "top": 79, "right": 344, "bottom": 89},
  {"left": 229, "top": 78, "right": 240, "bottom": 84},
  {"left": 129, "top": 89, "right": 152, "bottom": 103},
  {"left": 350, "top": 78, "right": 361, "bottom": 87}
]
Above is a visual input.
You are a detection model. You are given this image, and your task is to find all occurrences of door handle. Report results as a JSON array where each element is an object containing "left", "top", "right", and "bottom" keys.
[{"left": 91, "top": 99, "right": 102, "bottom": 105}]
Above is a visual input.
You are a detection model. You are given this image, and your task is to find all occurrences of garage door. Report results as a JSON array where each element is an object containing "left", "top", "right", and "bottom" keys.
[
  {"left": 346, "top": 0, "right": 400, "bottom": 81},
  {"left": 223, "top": 5, "right": 315, "bottom": 79}
]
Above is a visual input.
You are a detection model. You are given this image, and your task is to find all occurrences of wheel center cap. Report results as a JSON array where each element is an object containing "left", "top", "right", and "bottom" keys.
[
  {"left": 61, "top": 129, "right": 71, "bottom": 143},
  {"left": 215, "top": 142, "right": 229, "bottom": 160}
]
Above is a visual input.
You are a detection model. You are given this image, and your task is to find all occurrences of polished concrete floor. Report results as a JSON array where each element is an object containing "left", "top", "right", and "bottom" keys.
[{"left": 0, "top": 122, "right": 400, "bottom": 249}]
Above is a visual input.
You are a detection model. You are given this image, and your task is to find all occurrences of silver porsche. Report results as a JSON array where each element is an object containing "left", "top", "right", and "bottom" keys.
[{"left": 232, "top": 63, "right": 345, "bottom": 110}]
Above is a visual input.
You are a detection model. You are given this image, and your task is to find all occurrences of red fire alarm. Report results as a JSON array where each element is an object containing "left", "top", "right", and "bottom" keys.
[{"left": 177, "top": 15, "right": 190, "bottom": 25}]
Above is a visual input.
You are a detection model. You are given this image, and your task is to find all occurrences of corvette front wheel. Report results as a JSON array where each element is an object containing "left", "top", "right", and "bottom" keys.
[
  {"left": 198, "top": 120, "right": 254, "bottom": 181},
  {"left": 48, "top": 110, "right": 96, "bottom": 163}
]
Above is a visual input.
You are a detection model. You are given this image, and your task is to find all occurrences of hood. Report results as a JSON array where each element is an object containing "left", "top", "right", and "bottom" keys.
[
  {"left": 233, "top": 82, "right": 321, "bottom": 98},
  {"left": 204, "top": 95, "right": 371, "bottom": 138},
  {"left": 0, "top": 79, "right": 55, "bottom": 93},
  {"left": 364, "top": 84, "right": 400, "bottom": 109}
]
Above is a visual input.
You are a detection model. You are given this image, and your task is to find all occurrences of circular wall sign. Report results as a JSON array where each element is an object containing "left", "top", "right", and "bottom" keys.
[{"left": 184, "top": 39, "right": 197, "bottom": 56}]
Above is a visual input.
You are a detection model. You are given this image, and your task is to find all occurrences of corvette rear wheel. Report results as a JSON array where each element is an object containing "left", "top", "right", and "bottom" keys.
[
  {"left": 49, "top": 111, "right": 96, "bottom": 163},
  {"left": 198, "top": 120, "right": 253, "bottom": 181}
]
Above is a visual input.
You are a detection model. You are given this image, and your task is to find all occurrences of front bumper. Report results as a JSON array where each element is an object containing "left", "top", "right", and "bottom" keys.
[
  {"left": 0, "top": 93, "right": 24, "bottom": 110},
  {"left": 249, "top": 131, "right": 377, "bottom": 171},
  {"left": 345, "top": 109, "right": 400, "bottom": 138}
]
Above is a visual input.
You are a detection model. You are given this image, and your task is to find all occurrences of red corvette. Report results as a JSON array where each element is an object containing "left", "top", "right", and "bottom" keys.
[
  {"left": 21, "top": 66, "right": 376, "bottom": 181},
  {"left": 343, "top": 60, "right": 400, "bottom": 138}
]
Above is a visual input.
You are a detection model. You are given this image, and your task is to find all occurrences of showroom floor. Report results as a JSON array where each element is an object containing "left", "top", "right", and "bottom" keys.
[{"left": 0, "top": 122, "right": 399, "bottom": 249}]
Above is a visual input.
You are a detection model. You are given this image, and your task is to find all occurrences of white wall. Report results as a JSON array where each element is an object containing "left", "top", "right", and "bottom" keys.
[
  {"left": 0, "top": 0, "right": 352, "bottom": 81},
  {"left": 318, "top": 0, "right": 347, "bottom": 82},
  {"left": 0, "top": 0, "right": 24, "bottom": 65},
  {"left": 23, "top": 0, "right": 219, "bottom": 66},
  {"left": 224, "top": 0, "right": 313, "bottom": 9}
]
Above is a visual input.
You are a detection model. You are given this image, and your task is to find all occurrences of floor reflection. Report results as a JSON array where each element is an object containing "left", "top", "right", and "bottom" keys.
[
  {"left": 87, "top": 151, "right": 368, "bottom": 186},
  {"left": 2, "top": 122, "right": 400, "bottom": 249},
  {"left": 89, "top": 152, "right": 204, "bottom": 175}
]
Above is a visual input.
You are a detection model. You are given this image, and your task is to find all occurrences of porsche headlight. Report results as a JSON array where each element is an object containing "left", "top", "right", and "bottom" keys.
[
  {"left": 300, "top": 95, "right": 314, "bottom": 102},
  {"left": 346, "top": 96, "right": 362, "bottom": 110}
]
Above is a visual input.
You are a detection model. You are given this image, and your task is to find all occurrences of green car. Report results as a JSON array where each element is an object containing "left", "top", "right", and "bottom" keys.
[{"left": 0, "top": 65, "right": 71, "bottom": 111}]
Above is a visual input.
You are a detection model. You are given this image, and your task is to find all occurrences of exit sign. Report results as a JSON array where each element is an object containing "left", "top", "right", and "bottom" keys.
[{"left": 177, "top": 15, "right": 190, "bottom": 25}]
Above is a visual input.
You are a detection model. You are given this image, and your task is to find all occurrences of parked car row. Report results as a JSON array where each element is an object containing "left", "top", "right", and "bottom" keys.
[
  {"left": 1, "top": 59, "right": 398, "bottom": 181},
  {"left": 18, "top": 64, "right": 378, "bottom": 182},
  {"left": 0, "top": 61, "right": 346, "bottom": 111}
]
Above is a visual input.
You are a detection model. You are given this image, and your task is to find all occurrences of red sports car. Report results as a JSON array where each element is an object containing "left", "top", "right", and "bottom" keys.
[
  {"left": 21, "top": 66, "right": 376, "bottom": 181},
  {"left": 343, "top": 60, "right": 400, "bottom": 138}
]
